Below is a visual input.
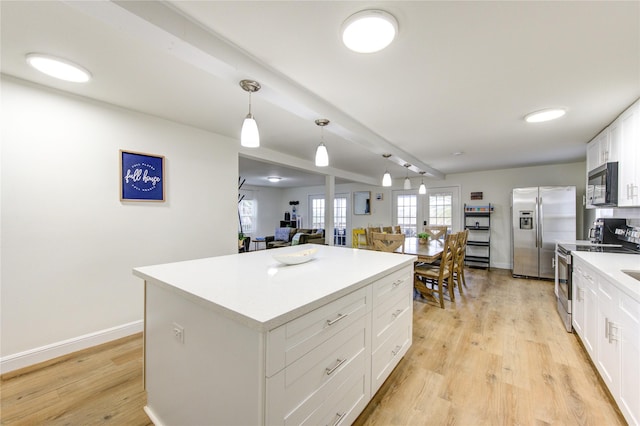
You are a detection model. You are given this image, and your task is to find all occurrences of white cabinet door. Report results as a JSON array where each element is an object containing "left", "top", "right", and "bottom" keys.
[
  {"left": 596, "top": 276, "right": 620, "bottom": 391},
  {"left": 572, "top": 265, "right": 586, "bottom": 336},
  {"left": 583, "top": 265, "right": 598, "bottom": 357},
  {"left": 618, "top": 290, "right": 640, "bottom": 425},
  {"left": 617, "top": 101, "right": 640, "bottom": 207}
]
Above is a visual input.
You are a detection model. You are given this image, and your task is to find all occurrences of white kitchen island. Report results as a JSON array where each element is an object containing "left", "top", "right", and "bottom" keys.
[{"left": 133, "top": 244, "right": 416, "bottom": 426}]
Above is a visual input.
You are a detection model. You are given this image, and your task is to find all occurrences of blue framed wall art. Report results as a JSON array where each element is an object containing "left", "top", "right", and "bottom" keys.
[{"left": 120, "top": 150, "right": 165, "bottom": 201}]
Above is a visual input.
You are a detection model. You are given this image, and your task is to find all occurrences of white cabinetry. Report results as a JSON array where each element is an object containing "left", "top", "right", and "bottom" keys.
[
  {"left": 587, "top": 127, "right": 617, "bottom": 172},
  {"left": 572, "top": 255, "right": 640, "bottom": 426},
  {"left": 586, "top": 99, "right": 640, "bottom": 207},
  {"left": 614, "top": 100, "right": 640, "bottom": 206},
  {"left": 572, "top": 262, "right": 597, "bottom": 357},
  {"left": 135, "top": 247, "right": 415, "bottom": 426}
]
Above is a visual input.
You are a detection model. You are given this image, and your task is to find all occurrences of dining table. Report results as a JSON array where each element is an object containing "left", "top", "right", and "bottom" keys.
[{"left": 363, "top": 236, "right": 444, "bottom": 264}]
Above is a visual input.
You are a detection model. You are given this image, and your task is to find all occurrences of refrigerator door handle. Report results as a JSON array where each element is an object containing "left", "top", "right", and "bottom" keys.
[
  {"left": 538, "top": 196, "right": 543, "bottom": 248},
  {"left": 534, "top": 197, "right": 539, "bottom": 248}
]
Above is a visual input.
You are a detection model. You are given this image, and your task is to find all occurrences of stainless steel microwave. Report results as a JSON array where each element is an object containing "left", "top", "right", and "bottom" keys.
[{"left": 587, "top": 162, "right": 618, "bottom": 206}]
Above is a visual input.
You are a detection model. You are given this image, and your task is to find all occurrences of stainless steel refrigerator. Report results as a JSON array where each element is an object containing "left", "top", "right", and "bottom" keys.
[{"left": 512, "top": 186, "right": 576, "bottom": 279}]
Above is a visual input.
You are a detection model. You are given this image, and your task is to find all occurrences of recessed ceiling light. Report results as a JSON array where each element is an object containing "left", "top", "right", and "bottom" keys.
[
  {"left": 342, "top": 10, "right": 398, "bottom": 53},
  {"left": 26, "top": 53, "right": 91, "bottom": 83},
  {"left": 524, "top": 108, "right": 566, "bottom": 123},
  {"left": 452, "top": 151, "right": 464, "bottom": 156},
  {"left": 266, "top": 176, "right": 282, "bottom": 183}
]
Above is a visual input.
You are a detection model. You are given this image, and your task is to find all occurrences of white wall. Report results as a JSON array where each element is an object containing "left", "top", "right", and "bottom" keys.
[
  {"left": 1, "top": 77, "right": 238, "bottom": 370},
  {"left": 274, "top": 162, "right": 589, "bottom": 268},
  {"left": 239, "top": 185, "right": 284, "bottom": 239}
]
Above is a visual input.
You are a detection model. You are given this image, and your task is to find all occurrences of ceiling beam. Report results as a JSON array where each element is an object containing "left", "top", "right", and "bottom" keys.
[{"left": 66, "top": 0, "right": 444, "bottom": 180}]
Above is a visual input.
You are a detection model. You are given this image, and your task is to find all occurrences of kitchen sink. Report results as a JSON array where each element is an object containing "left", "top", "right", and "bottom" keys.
[{"left": 622, "top": 270, "right": 640, "bottom": 282}]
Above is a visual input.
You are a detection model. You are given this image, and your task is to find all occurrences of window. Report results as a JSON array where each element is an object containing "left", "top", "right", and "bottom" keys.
[
  {"left": 238, "top": 199, "right": 256, "bottom": 234},
  {"left": 334, "top": 196, "right": 347, "bottom": 246},
  {"left": 311, "top": 198, "right": 325, "bottom": 229},
  {"left": 396, "top": 194, "right": 417, "bottom": 237},
  {"left": 429, "top": 193, "right": 452, "bottom": 228}
]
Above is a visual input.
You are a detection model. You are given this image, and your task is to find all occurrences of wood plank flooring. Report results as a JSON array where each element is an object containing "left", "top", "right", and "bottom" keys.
[
  {"left": 1, "top": 268, "right": 625, "bottom": 425},
  {"left": 354, "top": 268, "right": 625, "bottom": 426}
]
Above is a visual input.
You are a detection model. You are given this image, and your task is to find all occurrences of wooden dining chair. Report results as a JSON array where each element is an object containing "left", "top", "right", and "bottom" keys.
[
  {"left": 453, "top": 229, "right": 469, "bottom": 290},
  {"left": 371, "top": 232, "right": 405, "bottom": 254},
  {"left": 366, "top": 226, "right": 381, "bottom": 246},
  {"left": 393, "top": 225, "right": 402, "bottom": 234},
  {"left": 414, "top": 233, "right": 457, "bottom": 308}
]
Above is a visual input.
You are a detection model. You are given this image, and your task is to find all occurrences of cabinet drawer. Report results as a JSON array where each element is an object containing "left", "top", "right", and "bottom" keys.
[
  {"left": 267, "top": 286, "right": 371, "bottom": 376},
  {"left": 371, "top": 314, "right": 412, "bottom": 393},
  {"left": 372, "top": 280, "right": 412, "bottom": 351},
  {"left": 266, "top": 314, "right": 370, "bottom": 425},
  {"left": 313, "top": 370, "right": 369, "bottom": 426},
  {"left": 372, "top": 266, "right": 412, "bottom": 306}
]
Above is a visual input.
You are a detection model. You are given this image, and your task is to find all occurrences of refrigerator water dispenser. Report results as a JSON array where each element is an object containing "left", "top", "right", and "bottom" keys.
[{"left": 519, "top": 211, "right": 533, "bottom": 229}]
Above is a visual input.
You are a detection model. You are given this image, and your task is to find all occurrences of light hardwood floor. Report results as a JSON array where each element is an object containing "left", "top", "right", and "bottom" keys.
[{"left": 1, "top": 268, "right": 625, "bottom": 425}]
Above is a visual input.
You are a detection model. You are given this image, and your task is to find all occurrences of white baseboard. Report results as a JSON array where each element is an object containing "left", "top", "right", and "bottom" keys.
[{"left": 0, "top": 320, "right": 143, "bottom": 374}]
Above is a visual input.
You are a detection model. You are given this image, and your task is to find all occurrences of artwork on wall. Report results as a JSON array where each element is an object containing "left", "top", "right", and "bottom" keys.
[
  {"left": 470, "top": 191, "right": 483, "bottom": 200},
  {"left": 120, "top": 150, "right": 165, "bottom": 201}
]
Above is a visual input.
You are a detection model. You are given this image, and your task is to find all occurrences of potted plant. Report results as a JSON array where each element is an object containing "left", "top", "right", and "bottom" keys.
[{"left": 417, "top": 232, "right": 430, "bottom": 244}]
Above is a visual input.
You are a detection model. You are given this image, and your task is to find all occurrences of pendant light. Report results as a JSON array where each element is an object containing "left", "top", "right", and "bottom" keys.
[
  {"left": 314, "top": 119, "right": 330, "bottom": 167},
  {"left": 381, "top": 154, "right": 392, "bottom": 187},
  {"left": 418, "top": 171, "right": 427, "bottom": 195},
  {"left": 403, "top": 163, "right": 412, "bottom": 190},
  {"left": 239, "top": 80, "right": 261, "bottom": 148}
]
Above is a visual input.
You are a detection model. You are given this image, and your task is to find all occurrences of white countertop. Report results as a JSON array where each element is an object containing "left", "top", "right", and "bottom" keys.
[
  {"left": 572, "top": 251, "right": 640, "bottom": 302},
  {"left": 134, "top": 245, "right": 416, "bottom": 332}
]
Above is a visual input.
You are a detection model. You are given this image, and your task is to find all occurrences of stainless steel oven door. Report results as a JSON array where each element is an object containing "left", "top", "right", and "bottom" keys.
[{"left": 555, "top": 249, "right": 572, "bottom": 332}]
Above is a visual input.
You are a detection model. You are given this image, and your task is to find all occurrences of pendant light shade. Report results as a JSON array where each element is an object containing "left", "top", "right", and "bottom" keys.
[
  {"left": 382, "top": 171, "right": 392, "bottom": 187},
  {"left": 315, "top": 144, "right": 329, "bottom": 167},
  {"left": 241, "top": 115, "right": 259, "bottom": 148},
  {"left": 403, "top": 163, "right": 411, "bottom": 190},
  {"left": 404, "top": 177, "right": 411, "bottom": 190},
  {"left": 239, "top": 80, "right": 261, "bottom": 148},
  {"left": 314, "top": 119, "right": 330, "bottom": 167},
  {"left": 418, "top": 171, "right": 427, "bottom": 194}
]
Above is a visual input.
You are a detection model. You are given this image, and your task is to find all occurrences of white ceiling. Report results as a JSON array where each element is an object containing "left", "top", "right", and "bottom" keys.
[{"left": 2, "top": 1, "right": 639, "bottom": 187}]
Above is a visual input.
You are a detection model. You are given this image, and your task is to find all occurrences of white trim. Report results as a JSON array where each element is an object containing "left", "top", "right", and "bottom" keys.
[
  {"left": 144, "top": 406, "right": 165, "bottom": 426},
  {"left": 0, "top": 320, "right": 143, "bottom": 374}
]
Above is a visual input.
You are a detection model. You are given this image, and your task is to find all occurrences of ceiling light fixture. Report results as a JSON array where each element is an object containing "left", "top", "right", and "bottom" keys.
[
  {"left": 381, "top": 154, "right": 392, "bottom": 187},
  {"left": 239, "top": 79, "right": 261, "bottom": 148},
  {"left": 314, "top": 119, "right": 330, "bottom": 167},
  {"left": 524, "top": 108, "right": 566, "bottom": 123},
  {"left": 403, "top": 163, "right": 412, "bottom": 190},
  {"left": 342, "top": 10, "right": 398, "bottom": 53},
  {"left": 266, "top": 176, "right": 281, "bottom": 183},
  {"left": 26, "top": 53, "right": 91, "bottom": 83},
  {"left": 418, "top": 171, "right": 427, "bottom": 195}
]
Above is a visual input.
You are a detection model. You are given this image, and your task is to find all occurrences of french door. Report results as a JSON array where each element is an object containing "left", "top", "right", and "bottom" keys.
[{"left": 393, "top": 186, "right": 460, "bottom": 236}]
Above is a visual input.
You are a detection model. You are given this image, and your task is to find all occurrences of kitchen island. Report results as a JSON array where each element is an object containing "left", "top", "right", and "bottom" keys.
[{"left": 133, "top": 245, "right": 416, "bottom": 426}]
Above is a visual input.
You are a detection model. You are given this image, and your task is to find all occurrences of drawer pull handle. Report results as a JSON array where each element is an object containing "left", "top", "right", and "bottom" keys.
[
  {"left": 392, "top": 279, "right": 403, "bottom": 288},
  {"left": 328, "top": 412, "right": 346, "bottom": 426},
  {"left": 325, "top": 358, "right": 346, "bottom": 375},
  {"left": 326, "top": 313, "right": 348, "bottom": 326},
  {"left": 392, "top": 309, "right": 403, "bottom": 318},
  {"left": 392, "top": 345, "right": 402, "bottom": 356}
]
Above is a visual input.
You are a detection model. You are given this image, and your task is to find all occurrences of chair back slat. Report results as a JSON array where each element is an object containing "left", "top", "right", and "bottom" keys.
[{"left": 371, "top": 232, "right": 405, "bottom": 254}]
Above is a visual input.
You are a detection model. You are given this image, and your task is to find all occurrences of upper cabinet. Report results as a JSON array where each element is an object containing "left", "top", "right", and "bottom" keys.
[
  {"left": 586, "top": 99, "right": 640, "bottom": 207},
  {"left": 587, "top": 127, "right": 617, "bottom": 172},
  {"left": 614, "top": 100, "right": 639, "bottom": 206}
]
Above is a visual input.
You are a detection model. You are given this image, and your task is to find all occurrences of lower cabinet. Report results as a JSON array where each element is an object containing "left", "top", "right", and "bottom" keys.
[
  {"left": 266, "top": 265, "right": 413, "bottom": 425},
  {"left": 572, "top": 262, "right": 597, "bottom": 357},
  {"left": 572, "top": 257, "right": 640, "bottom": 426}
]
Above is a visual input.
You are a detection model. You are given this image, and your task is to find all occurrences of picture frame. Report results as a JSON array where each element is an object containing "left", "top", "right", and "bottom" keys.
[
  {"left": 353, "top": 191, "right": 371, "bottom": 215},
  {"left": 120, "top": 150, "right": 165, "bottom": 202}
]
